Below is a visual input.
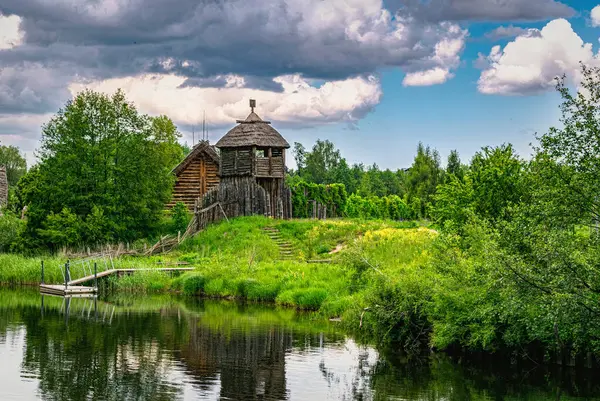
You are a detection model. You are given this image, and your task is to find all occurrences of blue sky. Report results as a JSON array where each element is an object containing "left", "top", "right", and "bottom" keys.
[
  {"left": 1, "top": 0, "right": 600, "bottom": 170},
  {"left": 280, "top": 0, "right": 600, "bottom": 169}
]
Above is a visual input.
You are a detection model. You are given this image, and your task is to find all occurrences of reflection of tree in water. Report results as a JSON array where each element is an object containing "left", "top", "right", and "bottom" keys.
[
  {"left": 0, "top": 294, "right": 345, "bottom": 401},
  {"left": 365, "top": 351, "right": 600, "bottom": 401},
  {"left": 2, "top": 292, "right": 600, "bottom": 401},
  {"left": 19, "top": 301, "right": 188, "bottom": 401}
]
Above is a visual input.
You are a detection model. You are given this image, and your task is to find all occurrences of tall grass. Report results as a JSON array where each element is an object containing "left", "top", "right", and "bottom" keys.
[{"left": 0, "top": 254, "right": 64, "bottom": 285}]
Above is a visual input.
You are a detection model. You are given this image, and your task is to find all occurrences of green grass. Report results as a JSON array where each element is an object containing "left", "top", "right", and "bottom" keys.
[{"left": 0, "top": 217, "right": 436, "bottom": 318}]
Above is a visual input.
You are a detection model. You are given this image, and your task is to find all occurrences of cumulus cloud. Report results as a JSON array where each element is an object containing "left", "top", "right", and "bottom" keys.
[
  {"left": 403, "top": 25, "right": 467, "bottom": 86},
  {"left": 69, "top": 74, "right": 382, "bottom": 127},
  {"left": 403, "top": 68, "right": 453, "bottom": 86},
  {"left": 591, "top": 5, "right": 600, "bottom": 27},
  {"left": 485, "top": 25, "right": 541, "bottom": 40},
  {"left": 0, "top": 0, "right": 472, "bottom": 141},
  {"left": 0, "top": 14, "right": 22, "bottom": 49},
  {"left": 478, "top": 19, "right": 598, "bottom": 95}
]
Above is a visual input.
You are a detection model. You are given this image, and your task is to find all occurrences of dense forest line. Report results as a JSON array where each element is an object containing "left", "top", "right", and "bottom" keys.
[{"left": 0, "top": 65, "right": 599, "bottom": 361}]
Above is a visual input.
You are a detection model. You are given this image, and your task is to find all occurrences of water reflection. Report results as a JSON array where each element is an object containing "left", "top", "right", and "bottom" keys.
[{"left": 0, "top": 289, "right": 598, "bottom": 400}]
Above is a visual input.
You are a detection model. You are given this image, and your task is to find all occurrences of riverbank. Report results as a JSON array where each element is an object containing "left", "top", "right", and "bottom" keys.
[
  {"left": 2, "top": 216, "right": 599, "bottom": 364},
  {"left": 0, "top": 216, "right": 437, "bottom": 327}
]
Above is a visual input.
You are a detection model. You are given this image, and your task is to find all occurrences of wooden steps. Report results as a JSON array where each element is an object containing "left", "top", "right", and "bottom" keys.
[{"left": 263, "top": 227, "right": 295, "bottom": 261}]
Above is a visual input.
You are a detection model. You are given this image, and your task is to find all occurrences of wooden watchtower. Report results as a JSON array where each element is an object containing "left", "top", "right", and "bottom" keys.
[{"left": 198, "top": 100, "right": 292, "bottom": 220}]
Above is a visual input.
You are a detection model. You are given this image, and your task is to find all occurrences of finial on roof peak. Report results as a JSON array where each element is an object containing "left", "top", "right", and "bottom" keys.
[{"left": 250, "top": 99, "right": 256, "bottom": 113}]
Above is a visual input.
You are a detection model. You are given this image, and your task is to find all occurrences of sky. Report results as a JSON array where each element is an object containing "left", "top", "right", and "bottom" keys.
[{"left": 1, "top": 0, "right": 600, "bottom": 170}]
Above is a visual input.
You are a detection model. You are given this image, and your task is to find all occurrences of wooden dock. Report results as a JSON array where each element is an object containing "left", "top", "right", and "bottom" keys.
[
  {"left": 40, "top": 284, "right": 97, "bottom": 296},
  {"left": 39, "top": 265, "right": 194, "bottom": 297},
  {"left": 67, "top": 267, "right": 194, "bottom": 286}
]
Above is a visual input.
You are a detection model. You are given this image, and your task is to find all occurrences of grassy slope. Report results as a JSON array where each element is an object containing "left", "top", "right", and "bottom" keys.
[{"left": 0, "top": 217, "right": 437, "bottom": 321}]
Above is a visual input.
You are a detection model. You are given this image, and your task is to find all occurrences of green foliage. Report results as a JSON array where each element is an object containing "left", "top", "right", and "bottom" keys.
[
  {"left": 0, "top": 143, "right": 27, "bottom": 186},
  {"left": 288, "top": 179, "right": 348, "bottom": 218},
  {"left": 345, "top": 194, "right": 412, "bottom": 220},
  {"left": 432, "top": 144, "right": 524, "bottom": 227},
  {"left": 0, "top": 211, "right": 25, "bottom": 252},
  {"left": 291, "top": 140, "right": 407, "bottom": 198},
  {"left": 19, "top": 89, "right": 184, "bottom": 249},
  {"left": 277, "top": 288, "right": 329, "bottom": 310},
  {"left": 405, "top": 143, "right": 444, "bottom": 218},
  {"left": 181, "top": 273, "right": 207, "bottom": 295},
  {"left": 171, "top": 202, "right": 191, "bottom": 233}
]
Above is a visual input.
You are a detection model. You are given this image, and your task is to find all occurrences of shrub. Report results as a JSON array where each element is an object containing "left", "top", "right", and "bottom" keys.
[
  {"left": 182, "top": 273, "right": 206, "bottom": 295},
  {"left": 171, "top": 202, "right": 191, "bottom": 234},
  {"left": 277, "top": 288, "right": 329, "bottom": 310},
  {"left": 0, "top": 211, "right": 25, "bottom": 252}
]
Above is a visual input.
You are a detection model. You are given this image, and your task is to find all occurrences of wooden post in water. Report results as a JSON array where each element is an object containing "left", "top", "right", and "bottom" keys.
[
  {"left": 41, "top": 261, "right": 44, "bottom": 285},
  {"left": 64, "top": 262, "right": 68, "bottom": 290},
  {"left": 94, "top": 262, "right": 98, "bottom": 292}
]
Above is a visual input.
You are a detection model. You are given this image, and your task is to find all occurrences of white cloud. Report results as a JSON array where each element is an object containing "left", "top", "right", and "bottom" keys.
[
  {"left": 478, "top": 19, "right": 598, "bottom": 95},
  {"left": 592, "top": 5, "right": 600, "bottom": 27},
  {"left": 0, "top": 14, "right": 23, "bottom": 49},
  {"left": 68, "top": 74, "right": 382, "bottom": 127},
  {"left": 402, "top": 24, "right": 467, "bottom": 86},
  {"left": 403, "top": 68, "right": 453, "bottom": 86}
]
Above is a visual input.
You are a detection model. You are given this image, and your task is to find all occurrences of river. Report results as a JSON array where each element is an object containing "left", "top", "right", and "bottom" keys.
[{"left": 0, "top": 289, "right": 598, "bottom": 400}]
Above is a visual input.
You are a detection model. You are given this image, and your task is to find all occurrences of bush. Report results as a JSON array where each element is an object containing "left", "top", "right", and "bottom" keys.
[
  {"left": 182, "top": 273, "right": 206, "bottom": 295},
  {"left": 171, "top": 202, "right": 191, "bottom": 234},
  {"left": 345, "top": 194, "right": 412, "bottom": 220},
  {"left": 0, "top": 211, "right": 25, "bottom": 252},
  {"left": 277, "top": 288, "right": 329, "bottom": 310}
]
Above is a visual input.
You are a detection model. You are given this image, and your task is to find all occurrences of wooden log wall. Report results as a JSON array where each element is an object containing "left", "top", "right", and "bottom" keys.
[
  {"left": 194, "top": 176, "right": 292, "bottom": 229},
  {"left": 220, "top": 148, "right": 253, "bottom": 177},
  {"left": 168, "top": 155, "right": 219, "bottom": 210},
  {"left": 0, "top": 166, "right": 7, "bottom": 208},
  {"left": 201, "top": 176, "right": 270, "bottom": 218}
]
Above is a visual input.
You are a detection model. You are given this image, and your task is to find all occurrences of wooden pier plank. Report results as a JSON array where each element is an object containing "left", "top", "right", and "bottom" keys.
[{"left": 67, "top": 267, "right": 194, "bottom": 286}]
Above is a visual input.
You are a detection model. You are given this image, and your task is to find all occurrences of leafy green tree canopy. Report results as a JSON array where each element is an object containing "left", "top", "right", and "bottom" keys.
[
  {"left": 21, "top": 89, "right": 184, "bottom": 249},
  {"left": 0, "top": 144, "right": 27, "bottom": 186}
]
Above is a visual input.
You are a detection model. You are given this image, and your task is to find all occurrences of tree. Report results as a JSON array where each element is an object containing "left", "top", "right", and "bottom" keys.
[
  {"left": 405, "top": 143, "right": 443, "bottom": 218},
  {"left": 445, "top": 149, "right": 464, "bottom": 181},
  {"left": 302, "top": 139, "right": 344, "bottom": 184},
  {"left": 0, "top": 144, "right": 27, "bottom": 186},
  {"left": 293, "top": 142, "right": 307, "bottom": 171},
  {"left": 432, "top": 144, "right": 524, "bottom": 227},
  {"left": 534, "top": 65, "right": 600, "bottom": 229},
  {"left": 21, "top": 89, "right": 183, "bottom": 249}
]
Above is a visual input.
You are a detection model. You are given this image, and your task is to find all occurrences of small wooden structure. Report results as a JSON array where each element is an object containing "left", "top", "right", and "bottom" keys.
[
  {"left": 0, "top": 166, "right": 7, "bottom": 209},
  {"left": 168, "top": 141, "right": 220, "bottom": 210},
  {"left": 39, "top": 259, "right": 194, "bottom": 297},
  {"left": 197, "top": 100, "right": 292, "bottom": 221}
]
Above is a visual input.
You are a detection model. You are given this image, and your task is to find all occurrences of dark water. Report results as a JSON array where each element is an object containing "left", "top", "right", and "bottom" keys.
[{"left": 0, "top": 289, "right": 599, "bottom": 400}]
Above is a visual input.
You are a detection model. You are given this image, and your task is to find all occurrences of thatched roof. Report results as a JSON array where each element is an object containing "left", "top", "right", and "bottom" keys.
[
  {"left": 216, "top": 110, "right": 290, "bottom": 149},
  {"left": 172, "top": 140, "right": 220, "bottom": 176}
]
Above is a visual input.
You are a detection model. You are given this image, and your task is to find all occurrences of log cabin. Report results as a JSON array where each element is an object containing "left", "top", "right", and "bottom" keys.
[{"left": 168, "top": 141, "right": 220, "bottom": 210}]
